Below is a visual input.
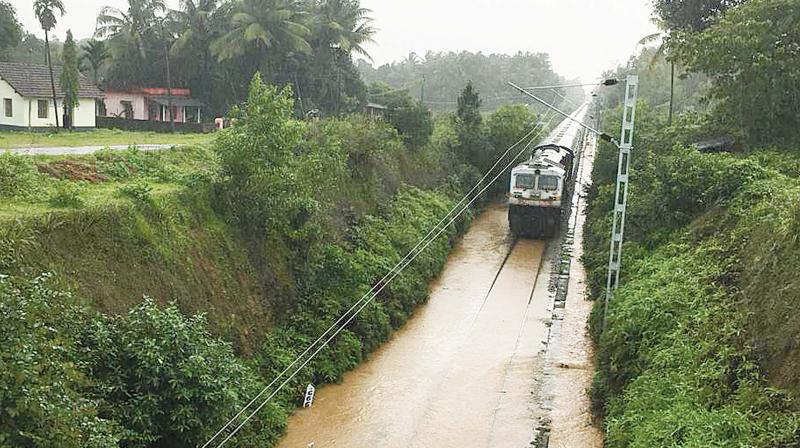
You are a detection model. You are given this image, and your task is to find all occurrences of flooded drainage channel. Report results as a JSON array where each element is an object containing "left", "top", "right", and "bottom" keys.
[{"left": 277, "top": 135, "right": 602, "bottom": 448}]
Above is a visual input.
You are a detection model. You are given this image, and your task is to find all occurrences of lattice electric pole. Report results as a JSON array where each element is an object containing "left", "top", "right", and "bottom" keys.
[{"left": 603, "top": 75, "right": 639, "bottom": 326}]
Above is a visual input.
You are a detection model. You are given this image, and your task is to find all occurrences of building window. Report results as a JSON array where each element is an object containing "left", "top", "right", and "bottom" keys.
[
  {"left": 37, "top": 100, "right": 48, "bottom": 119},
  {"left": 185, "top": 106, "right": 200, "bottom": 123},
  {"left": 96, "top": 99, "right": 106, "bottom": 116},
  {"left": 121, "top": 101, "right": 133, "bottom": 120},
  {"left": 3, "top": 98, "right": 11, "bottom": 117}
]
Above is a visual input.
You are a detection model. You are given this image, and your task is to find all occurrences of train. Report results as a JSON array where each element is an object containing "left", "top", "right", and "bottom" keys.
[{"left": 508, "top": 105, "right": 589, "bottom": 237}]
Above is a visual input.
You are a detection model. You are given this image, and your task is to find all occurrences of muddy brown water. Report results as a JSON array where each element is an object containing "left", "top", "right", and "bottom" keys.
[{"left": 276, "top": 204, "right": 554, "bottom": 448}]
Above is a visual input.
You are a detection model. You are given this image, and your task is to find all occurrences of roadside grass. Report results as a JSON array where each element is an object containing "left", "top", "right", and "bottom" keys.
[
  {"left": 0, "top": 145, "right": 218, "bottom": 219},
  {"left": 0, "top": 129, "right": 214, "bottom": 149}
]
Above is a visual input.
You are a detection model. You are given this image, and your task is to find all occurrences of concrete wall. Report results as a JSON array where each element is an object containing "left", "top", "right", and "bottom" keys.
[
  {"left": 0, "top": 79, "right": 28, "bottom": 128},
  {"left": 27, "top": 97, "right": 97, "bottom": 128},
  {"left": 105, "top": 91, "right": 148, "bottom": 120}
]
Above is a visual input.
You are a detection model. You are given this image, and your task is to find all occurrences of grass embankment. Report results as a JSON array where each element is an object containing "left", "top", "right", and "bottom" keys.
[
  {"left": 0, "top": 77, "right": 519, "bottom": 446},
  {"left": 583, "top": 109, "right": 800, "bottom": 446},
  {"left": 0, "top": 129, "right": 214, "bottom": 149}
]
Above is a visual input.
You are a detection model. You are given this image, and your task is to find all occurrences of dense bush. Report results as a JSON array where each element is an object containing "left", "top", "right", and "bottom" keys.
[
  {"left": 0, "top": 152, "right": 43, "bottom": 199},
  {"left": 594, "top": 243, "right": 800, "bottom": 447},
  {"left": 0, "top": 274, "right": 121, "bottom": 447},
  {"left": 585, "top": 87, "right": 800, "bottom": 447},
  {"left": 84, "top": 299, "right": 278, "bottom": 448}
]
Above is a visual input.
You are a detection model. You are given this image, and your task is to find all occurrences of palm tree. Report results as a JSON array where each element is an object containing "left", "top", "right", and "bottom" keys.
[
  {"left": 310, "top": 0, "right": 374, "bottom": 59},
  {"left": 171, "top": 0, "right": 223, "bottom": 107},
  {"left": 639, "top": 18, "right": 675, "bottom": 124},
  {"left": 95, "top": 0, "right": 166, "bottom": 87},
  {"left": 96, "top": 0, "right": 165, "bottom": 58},
  {"left": 33, "top": 0, "right": 65, "bottom": 129},
  {"left": 80, "top": 39, "right": 109, "bottom": 83},
  {"left": 211, "top": 0, "right": 311, "bottom": 66}
]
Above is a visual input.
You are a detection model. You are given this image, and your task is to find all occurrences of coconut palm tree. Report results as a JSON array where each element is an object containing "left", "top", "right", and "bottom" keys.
[
  {"left": 95, "top": 0, "right": 166, "bottom": 59},
  {"left": 96, "top": 0, "right": 167, "bottom": 87},
  {"left": 210, "top": 0, "right": 311, "bottom": 65},
  {"left": 33, "top": 0, "right": 65, "bottom": 129},
  {"left": 171, "top": 0, "right": 224, "bottom": 106},
  {"left": 310, "top": 0, "right": 374, "bottom": 59},
  {"left": 80, "top": 39, "right": 109, "bottom": 83},
  {"left": 639, "top": 18, "right": 675, "bottom": 124}
]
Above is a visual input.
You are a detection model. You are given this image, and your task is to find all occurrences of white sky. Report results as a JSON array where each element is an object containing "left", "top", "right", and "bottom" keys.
[{"left": 10, "top": 0, "right": 658, "bottom": 82}]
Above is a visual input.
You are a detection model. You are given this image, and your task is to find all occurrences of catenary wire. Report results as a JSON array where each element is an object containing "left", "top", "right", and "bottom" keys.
[
  {"left": 200, "top": 111, "right": 551, "bottom": 448},
  {"left": 207, "top": 108, "right": 561, "bottom": 447}
]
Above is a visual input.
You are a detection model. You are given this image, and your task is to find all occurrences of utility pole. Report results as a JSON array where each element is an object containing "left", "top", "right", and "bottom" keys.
[
  {"left": 159, "top": 18, "right": 175, "bottom": 133},
  {"left": 603, "top": 75, "right": 639, "bottom": 328},
  {"left": 420, "top": 74, "right": 426, "bottom": 104}
]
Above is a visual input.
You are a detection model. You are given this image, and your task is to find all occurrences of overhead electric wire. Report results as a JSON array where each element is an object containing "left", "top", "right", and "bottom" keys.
[
  {"left": 201, "top": 111, "right": 550, "bottom": 448},
  {"left": 204, "top": 107, "right": 562, "bottom": 448}
]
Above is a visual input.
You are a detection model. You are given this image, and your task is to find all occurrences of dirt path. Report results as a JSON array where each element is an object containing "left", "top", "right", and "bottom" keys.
[{"left": 8, "top": 144, "right": 173, "bottom": 156}]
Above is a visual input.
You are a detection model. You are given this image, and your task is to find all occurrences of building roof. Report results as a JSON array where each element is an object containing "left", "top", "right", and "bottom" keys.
[{"left": 0, "top": 61, "right": 104, "bottom": 99}]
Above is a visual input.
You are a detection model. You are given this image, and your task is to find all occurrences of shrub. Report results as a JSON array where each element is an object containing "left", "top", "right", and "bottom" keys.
[
  {"left": 49, "top": 180, "right": 86, "bottom": 208},
  {"left": 117, "top": 181, "right": 153, "bottom": 203},
  {"left": 84, "top": 298, "right": 278, "bottom": 447},
  {"left": 0, "top": 274, "right": 121, "bottom": 447},
  {"left": 0, "top": 152, "right": 42, "bottom": 199}
]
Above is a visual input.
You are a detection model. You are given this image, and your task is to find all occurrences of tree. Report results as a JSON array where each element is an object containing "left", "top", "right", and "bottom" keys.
[
  {"left": 301, "top": 0, "right": 375, "bottom": 115},
  {"left": 368, "top": 82, "right": 432, "bottom": 147},
  {"left": 171, "top": 0, "right": 223, "bottom": 108},
  {"left": 211, "top": 0, "right": 311, "bottom": 73},
  {"left": 457, "top": 81, "right": 482, "bottom": 128},
  {"left": 215, "top": 73, "right": 310, "bottom": 236},
  {"left": 639, "top": 19, "right": 676, "bottom": 124},
  {"left": 0, "top": 1, "right": 22, "bottom": 56},
  {"left": 60, "top": 30, "right": 79, "bottom": 130},
  {"left": 0, "top": 275, "right": 121, "bottom": 447},
  {"left": 673, "top": 0, "right": 800, "bottom": 144},
  {"left": 33, "top": 0, "right": 65, "bottom": 130},
  {"left": 456, "top": 81, "right": 490, "bottom": 171},
  {"left": 653, "top": 0, "right": 745, "bottom": 31},
  {"left": 84, "top": 299, "right": 275, "bottom": 447},
  {"left": 96, "top": 0, "right": 167, "bottom": 87},
  {"left": 80, "top": 39, "right": 109, "bottom": 83}
]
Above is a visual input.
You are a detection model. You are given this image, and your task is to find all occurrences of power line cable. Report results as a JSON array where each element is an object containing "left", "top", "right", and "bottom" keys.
[
  {"left": 209, "top": 109, "right": 561, "bottom": 448},
  {"left": 201, "top": 110, "right": 555, "bottom": 448}
]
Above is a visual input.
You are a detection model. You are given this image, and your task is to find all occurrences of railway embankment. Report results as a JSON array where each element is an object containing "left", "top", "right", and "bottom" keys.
[
  {"left": 0, "top": 78, "right": 545, "bottom": 446},
  {"left": 583, "top": 111, "right": 800, "bottom": 445}
]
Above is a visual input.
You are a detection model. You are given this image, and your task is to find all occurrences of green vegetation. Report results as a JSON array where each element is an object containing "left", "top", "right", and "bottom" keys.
[
  {"left": 358, "top": 50, "right": 585, "bottom": 111},
  {"left": 0, "top": 74, "right": 539, "bottom": 446},
  {"left": 586, "top": 1, "right": 800, "bottom": 445},
  {"left": 0, "top": 130, "right": 214, "bottom": 149}
]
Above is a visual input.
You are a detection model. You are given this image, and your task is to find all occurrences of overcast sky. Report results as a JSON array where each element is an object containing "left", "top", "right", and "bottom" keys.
[{"left": 10, "top": 0, "right": 658, "bottom": 82}]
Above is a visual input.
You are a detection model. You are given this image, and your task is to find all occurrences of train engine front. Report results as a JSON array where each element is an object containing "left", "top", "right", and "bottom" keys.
[
  {"left": 508, "top": 146, "right": 572, "bottom": 237},
  {"left": 508, "top": 105, "right": 587, "bottom": 238}
]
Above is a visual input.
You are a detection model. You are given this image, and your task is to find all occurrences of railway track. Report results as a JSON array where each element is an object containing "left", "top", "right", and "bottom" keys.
[{"left": 276, "top": 205, "right": 557, "bottom": 448}]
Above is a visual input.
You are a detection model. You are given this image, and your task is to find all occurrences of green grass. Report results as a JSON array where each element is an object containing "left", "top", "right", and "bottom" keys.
[
  {"left": 0, "top": 182, "right": 183, "bottom": 220},
  {"left": 0, "top": 129, "right": 214, "bottom": 149}
]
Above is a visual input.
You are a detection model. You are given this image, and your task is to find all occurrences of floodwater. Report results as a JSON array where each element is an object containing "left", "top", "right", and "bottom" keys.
[
  {"left": 546, "top": 134, "right": 603, "bottom": 448},
  {"left": 276, "top": 204, "right": 554, "bottom": 448}
]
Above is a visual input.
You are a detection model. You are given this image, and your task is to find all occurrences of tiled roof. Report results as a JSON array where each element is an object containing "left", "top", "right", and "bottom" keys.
[{"left": 0, "top": 61, "right": 104, "bottom": 99}]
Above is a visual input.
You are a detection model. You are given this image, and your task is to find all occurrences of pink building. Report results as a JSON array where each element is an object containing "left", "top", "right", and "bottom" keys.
[{"left": 103, "top": 87, "right": 203, "bottom": 123}]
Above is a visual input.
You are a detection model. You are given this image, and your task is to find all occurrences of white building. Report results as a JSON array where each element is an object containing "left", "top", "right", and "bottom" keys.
[{"left": 0, "top": 61, "right": 104, "bottom": 130}]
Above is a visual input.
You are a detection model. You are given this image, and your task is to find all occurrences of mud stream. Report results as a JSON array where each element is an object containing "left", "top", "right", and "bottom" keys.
[{"left": 277, "top": 204, "right": 554, "bottom": 448}]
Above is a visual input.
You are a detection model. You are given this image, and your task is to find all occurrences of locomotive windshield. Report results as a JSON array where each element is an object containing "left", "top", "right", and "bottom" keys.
[
  {"left": 538, "top": 175, "right": 559, "bottom": 191},
  {"left": 515, "top": 174, "right": 535, "bottom": 189}
]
